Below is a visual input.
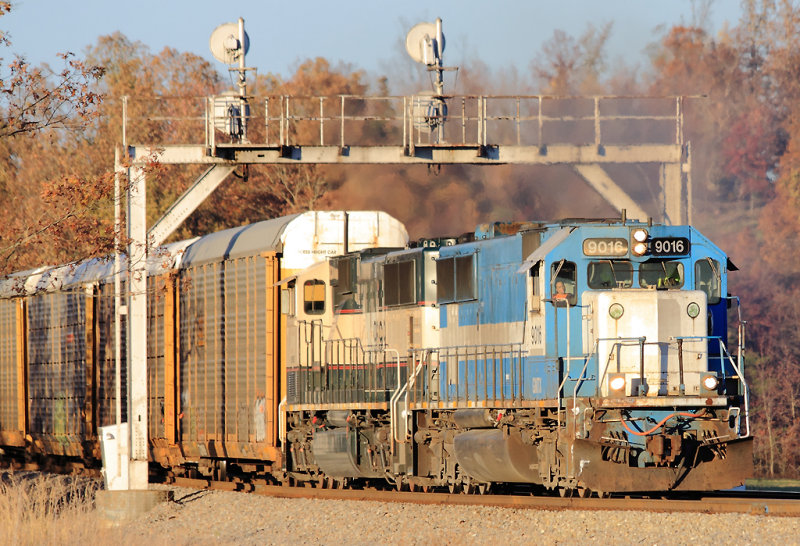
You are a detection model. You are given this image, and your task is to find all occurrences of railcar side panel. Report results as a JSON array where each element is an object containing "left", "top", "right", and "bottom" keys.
[
  {"left": 96, "top": 281, "right": 127, "bottom": 428},
  {"left": 0, "top": 299, "right": 23, "bottom": 445},
  {"left": 26, "top": 289, "right": 88, "bottom": 455}
]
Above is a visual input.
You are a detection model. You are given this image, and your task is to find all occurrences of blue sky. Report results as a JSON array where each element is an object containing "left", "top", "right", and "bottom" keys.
[{"left": 4, "top": 1, "right": 743, "bottom": 79}]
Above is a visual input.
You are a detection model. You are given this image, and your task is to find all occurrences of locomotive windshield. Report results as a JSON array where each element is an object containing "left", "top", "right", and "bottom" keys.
[
  {"left": 587, "top": 260, "right": 633, "bottom": 289},
  {"left": 639, "top": 260, "right": 684, "bottom": 289}
]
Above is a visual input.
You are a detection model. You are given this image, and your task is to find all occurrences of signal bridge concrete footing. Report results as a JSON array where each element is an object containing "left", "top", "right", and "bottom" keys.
[{"left": 95, "top": 489, "right": 174, "bottom": 525}]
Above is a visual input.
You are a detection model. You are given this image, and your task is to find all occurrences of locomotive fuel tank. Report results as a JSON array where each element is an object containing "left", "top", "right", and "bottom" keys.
[{"left": 453, "top": 428, "right": 540, "bottom": 483}]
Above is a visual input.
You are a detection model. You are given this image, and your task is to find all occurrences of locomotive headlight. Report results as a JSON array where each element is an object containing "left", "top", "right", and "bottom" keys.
[
  {"left": 609, "top": 374, "right": 627, "bottom": 397},
  {"left": 687, "top": 302, "right": 701, "bottom": 318},
  {"left": 702, "top": 374, "right": 719, "bottom": 392},
  {"left": 631, "top": 229, "right": 649, "bottom": 256},
  {"left": 608, "top": 303, "right": 624, "bottom": 320}
]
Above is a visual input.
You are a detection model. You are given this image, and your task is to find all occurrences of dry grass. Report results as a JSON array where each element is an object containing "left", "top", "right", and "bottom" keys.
[{"left": 0, "top": 471, "right": 122, "bottom": 545}]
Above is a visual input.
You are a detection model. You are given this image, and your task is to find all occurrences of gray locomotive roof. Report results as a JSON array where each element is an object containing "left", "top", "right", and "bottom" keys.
[
  {"left": 0, "top": 239, "right": 196, "bottom": 298},
  {"left": 179, "top": 213, "right": 302, "bottom": 267}
]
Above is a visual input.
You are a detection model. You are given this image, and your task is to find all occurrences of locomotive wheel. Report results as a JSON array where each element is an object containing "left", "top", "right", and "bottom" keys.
[
  {"left": 461, "top": 483, "right": 474, "bottom": 495},
  {"left": 477, "top": 483, "right": 491, "bottom": 495},
  {"left": 448, "top": 482, "right": 460, "bottom": 494},
  {"left": 577, "top": 487, "right": 590, "bottom": 498}
]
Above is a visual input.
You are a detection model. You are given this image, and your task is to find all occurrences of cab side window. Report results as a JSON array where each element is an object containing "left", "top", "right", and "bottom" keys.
[
  {"left": 303, "top": 280, "right": 326, "bottom": 314},
  {"left": 695, "top": 258, "right": 721, "bottom": 305},
  {"left": 551, "top": 260, "right": 577, "bottom": 306},
  {"left": 529, "top": 262, "right": 542, "bottom": 312}
]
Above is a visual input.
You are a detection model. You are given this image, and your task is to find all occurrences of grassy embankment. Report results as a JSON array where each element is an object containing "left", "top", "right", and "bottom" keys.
[{"left": 0, "top": 472, "right": 118, "bottom": 544}]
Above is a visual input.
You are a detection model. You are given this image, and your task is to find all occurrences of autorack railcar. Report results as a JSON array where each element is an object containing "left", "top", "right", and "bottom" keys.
[{"left": 0, "top": 211, "right": 408, "bottom": 480}]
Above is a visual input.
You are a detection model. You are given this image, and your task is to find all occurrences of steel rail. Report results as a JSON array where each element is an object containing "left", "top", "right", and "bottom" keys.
[{"left": 166, "top": 477, "right": 800, "bottom": 517}]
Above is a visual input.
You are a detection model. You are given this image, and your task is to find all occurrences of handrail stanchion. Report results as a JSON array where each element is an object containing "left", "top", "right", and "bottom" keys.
[
  {"left": 638, "top": 336, "right": 647, "bottom": 395},
  {"left": 677, "top": 338, "right": 685, "bottom": 395}
]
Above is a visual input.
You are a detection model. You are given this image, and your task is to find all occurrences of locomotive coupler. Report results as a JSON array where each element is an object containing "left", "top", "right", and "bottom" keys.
[{"left": 645, "top": 433, "right": 682, "bottom": 465}]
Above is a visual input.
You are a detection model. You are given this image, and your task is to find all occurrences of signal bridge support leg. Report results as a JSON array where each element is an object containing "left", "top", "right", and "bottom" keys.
[
  {"left": 127, "top": 164, "right": 149, "bottom": 491},
  {"left": 96, "top": 160, "right": 173, "bottom": 524},
  {"left": 574, "top": 161, "right": 689, "bottom": 225},
  {"left": 573, "top": 164, "right": 649, "bottom": 222},
  {"left": 660, "top": 162, "right": 690, "bottom": 226}
]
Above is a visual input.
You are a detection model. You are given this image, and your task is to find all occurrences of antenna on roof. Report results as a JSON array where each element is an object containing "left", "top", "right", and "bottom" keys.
[
  {"left": 405, "top": 18, "right": 456, "bottom": 141},
  {"left": 209, "top": 18, "right": 252, "bottom": 142}
]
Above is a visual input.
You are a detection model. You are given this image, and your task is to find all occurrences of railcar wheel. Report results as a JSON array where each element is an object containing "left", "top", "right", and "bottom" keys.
[
  {"left": 577, "top": 487, "right": 590, "bottom": 498},
  {"left": 448, "top": 482, "right": 460, "bottom": 494},
  {"left": 477, "top": 483, "right": 491, "bottom": 495},
  {"left": 461, "top": 483, "right": 474, "bottom": 495}
]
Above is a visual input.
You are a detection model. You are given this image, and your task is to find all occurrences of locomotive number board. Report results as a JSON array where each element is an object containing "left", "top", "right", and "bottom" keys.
[
  {"left": 650, "top": 237, "right": 690, "bottom": 256},
  {"left": 582, "top": 238, "right": 628, "bottom": 256}
]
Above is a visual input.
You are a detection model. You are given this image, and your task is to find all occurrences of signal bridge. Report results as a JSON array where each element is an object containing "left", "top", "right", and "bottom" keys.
[
  {"left": 113, "top": 17, "right": 693, "bottom": 496},
  {"left": 124, "top": 93, "right": 692, "bottom": 248}
]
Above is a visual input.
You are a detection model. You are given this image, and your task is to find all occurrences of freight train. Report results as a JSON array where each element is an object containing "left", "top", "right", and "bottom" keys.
[{"left": 0, "top": 210, "right": 752, "bottom": 496}]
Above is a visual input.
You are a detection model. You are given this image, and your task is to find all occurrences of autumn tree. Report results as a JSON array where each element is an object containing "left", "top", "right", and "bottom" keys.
[
  {"left": 531, "top": 23, "right": 612, "bottom": 95},
  {"left": 0, "top": 3, "right": 108, "bottom": 273}
]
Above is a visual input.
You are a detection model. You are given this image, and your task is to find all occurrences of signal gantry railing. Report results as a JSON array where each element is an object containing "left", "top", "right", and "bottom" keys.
[{"left": 119, "top": 94, "right": 689, "bottom": 153}]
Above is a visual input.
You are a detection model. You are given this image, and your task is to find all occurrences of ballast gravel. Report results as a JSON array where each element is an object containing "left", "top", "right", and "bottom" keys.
[{"left": 117, "top": 485, "right": 800, "bottom": 545}]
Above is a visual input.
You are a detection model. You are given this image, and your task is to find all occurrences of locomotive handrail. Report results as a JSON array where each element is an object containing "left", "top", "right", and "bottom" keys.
[
  {"left": 382, "top": 347, "right": 402, "bottom": 454},
  {"left": 552, "top": 298, "right": 598, "bottom": 415},
  {"left": 572, "top": 339, "right": 600, "bottom": 417},
  {"left": 432, "top": 343, "right": 524, "bottom": 405},
  {"left": 672, "top": 335, "right": 750, "bottom": 438},
  {"left": 569, "top": 336, "right": 644, "bottom": 430},
  {"left": 278, "top": 396, "right": 287, "bottom": 468},
  {"left": 390, "top": 349, "right": 427, "bottom": 446},
  {"left": 555, "top": 299, "right": 571, "bottom": 420}
]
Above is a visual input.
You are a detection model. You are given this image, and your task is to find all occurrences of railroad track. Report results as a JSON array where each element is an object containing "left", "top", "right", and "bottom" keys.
[{"left": 165, "top": 477, "right": 800, "bottom": 517}]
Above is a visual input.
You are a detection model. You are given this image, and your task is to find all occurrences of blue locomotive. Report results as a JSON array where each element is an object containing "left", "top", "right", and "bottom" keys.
[{"left": 284, "top": 216, "right": 752, "bottom": 494}]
